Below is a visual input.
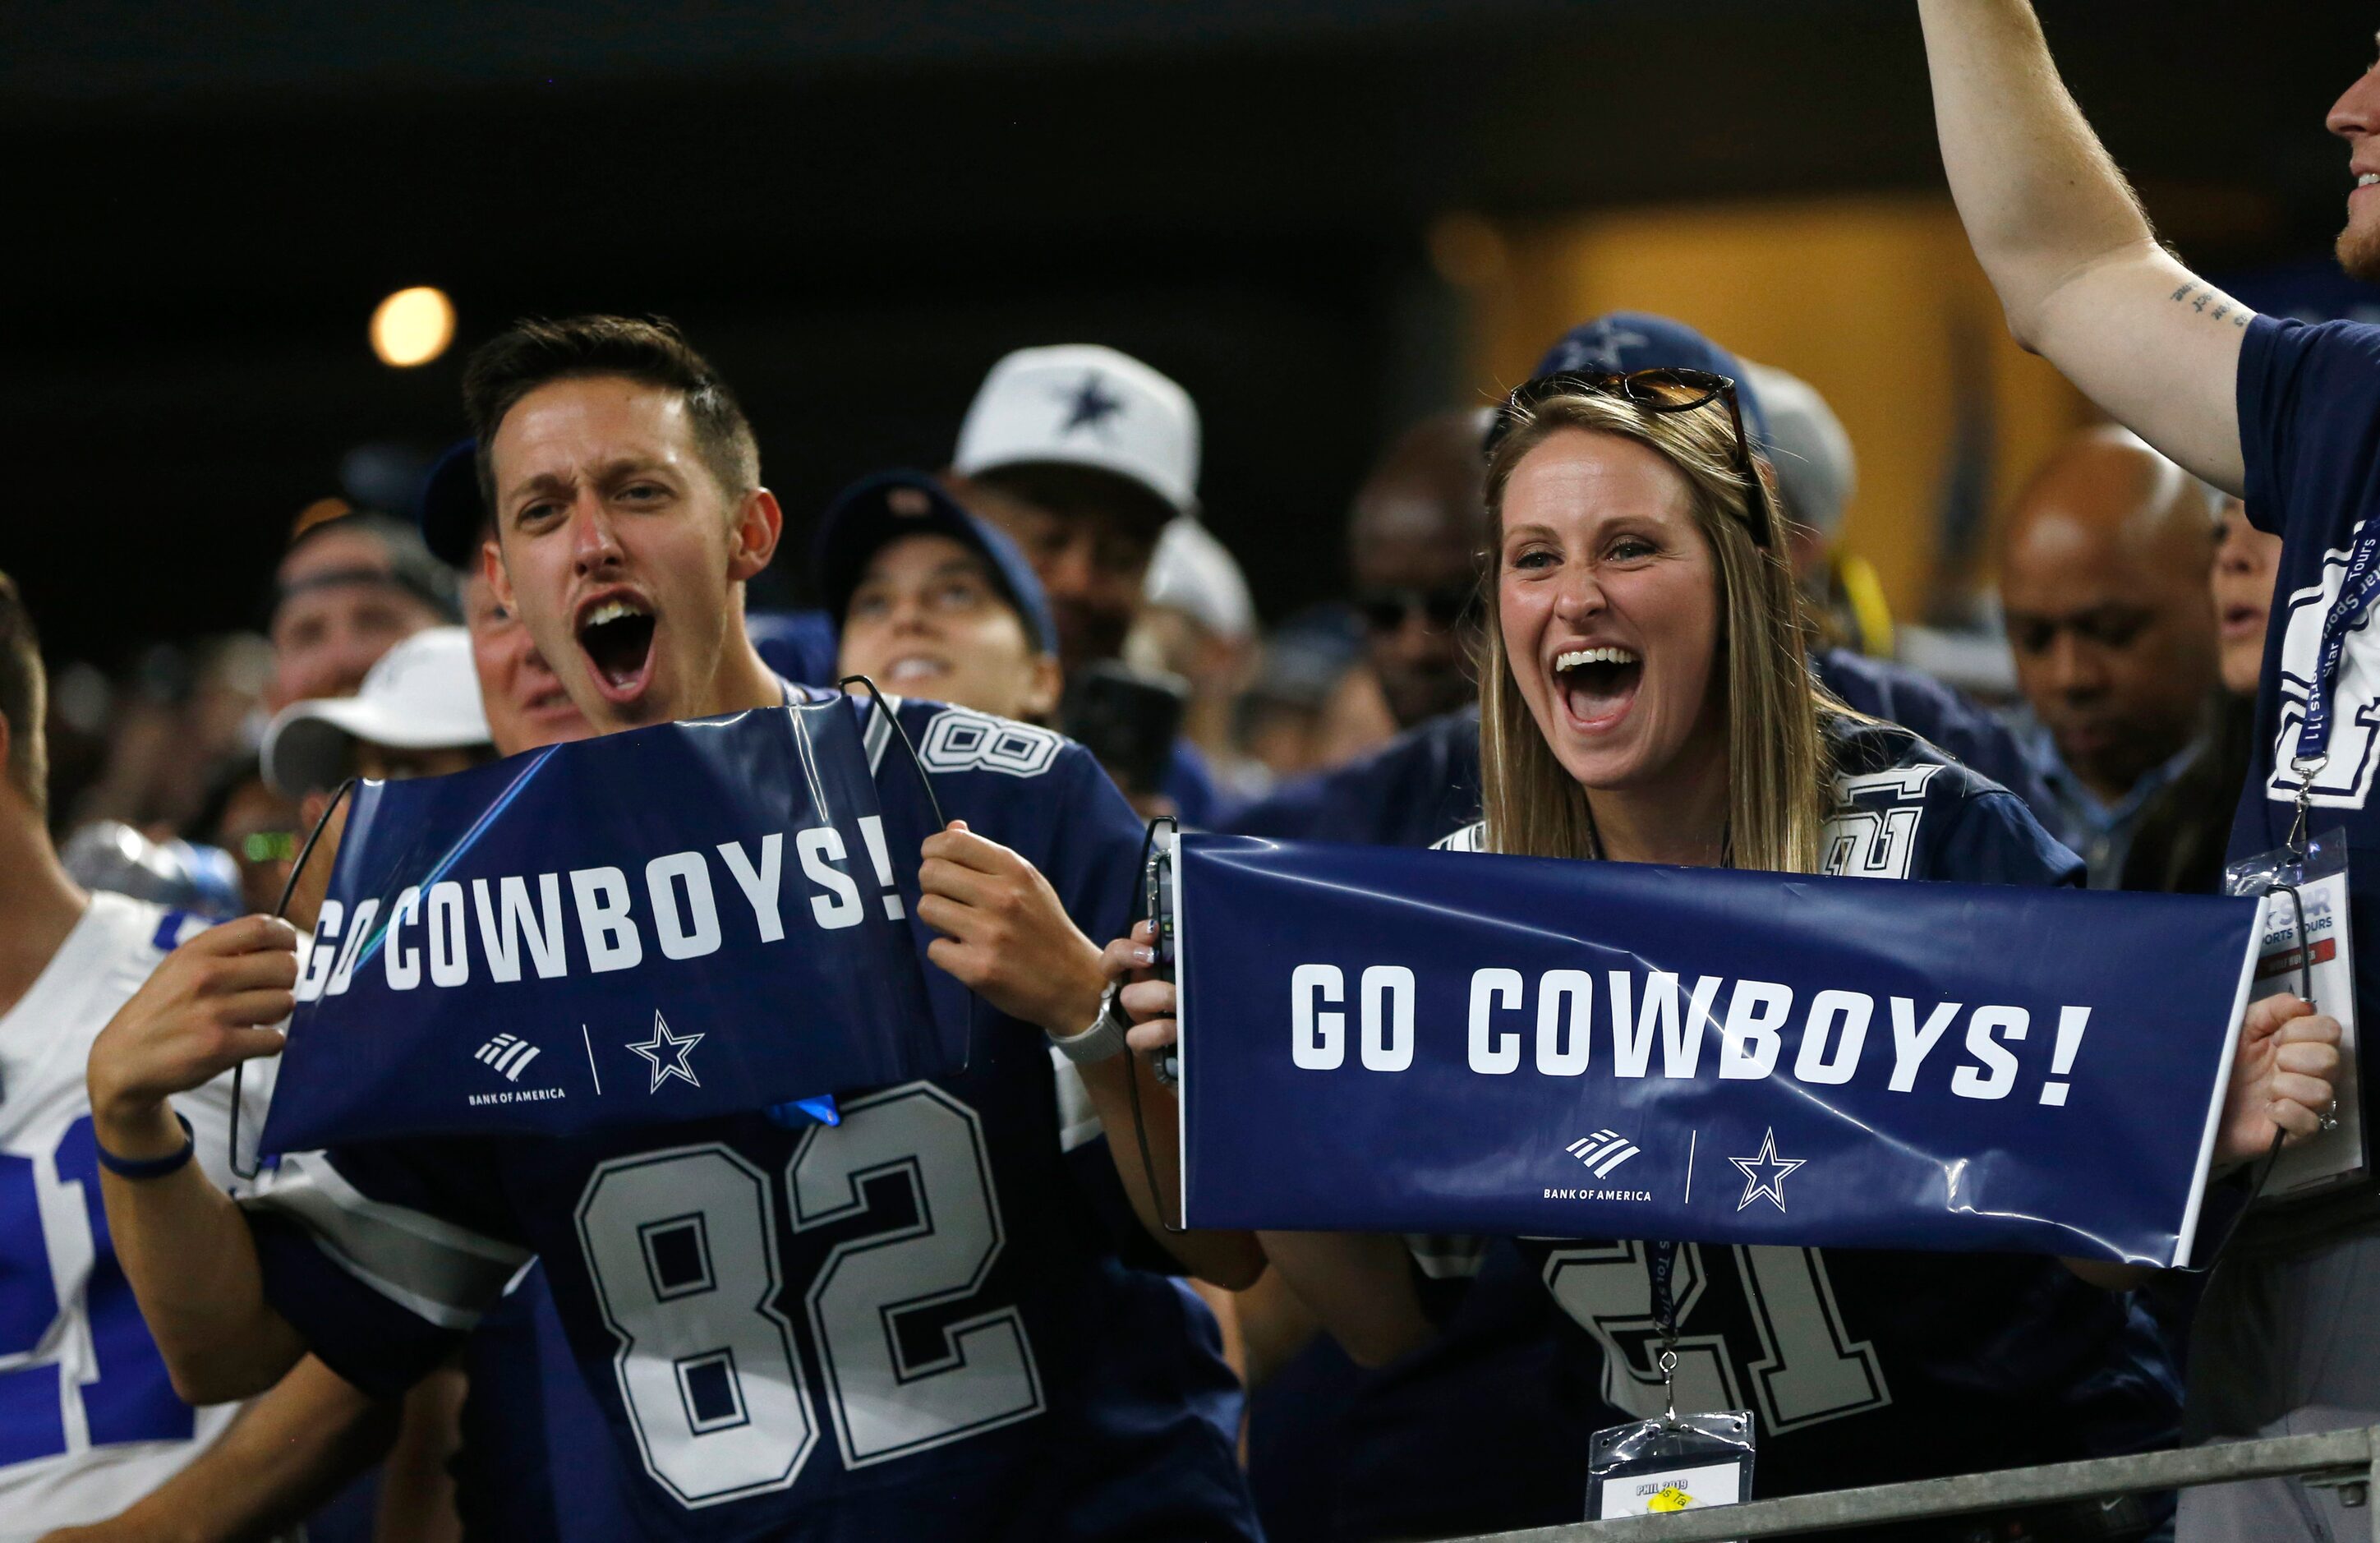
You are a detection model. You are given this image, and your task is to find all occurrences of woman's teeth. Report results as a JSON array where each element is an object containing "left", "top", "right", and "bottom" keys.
[{"left": 1554, "top": 645, "right": 1641, "bottom": 725}]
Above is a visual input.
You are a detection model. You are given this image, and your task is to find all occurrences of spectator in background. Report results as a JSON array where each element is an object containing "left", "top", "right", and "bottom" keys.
[
  {"left": 814, "top": 471, "right": 1062, "bottom": 725},
  {"left": 457, "top": 565, "right": 593, "bottom": 762},
  {"left": 1744, "top": 359, "right": 2060, "bottom": 824},
  {"left": 65, "top": 634, "right": 273, "bottom": 849},
  {"left": 1139, "top": 516, "right": 1264, "bottom": 799},
  {"left": 947, "top": 343, "right": 1223, "bottom": 822},
  {"left": 1223, "top": 412, "right": 1490, "bottom": 845},
  {"left": 1998, "top": 426, "right": 2220, "bottom": 885},
  {"left": 260, "top": 626, "right": 494, "bottom": 807},
  {"left": 190, "top": 757, "right": 297, "bottom": 916},
  {"left": 266, "top": 508, "right": 457, "bottom": 712},
  {"left": 1347, "top": 412, "right": 1489, "bottom": 732},
  {"left": 2122, "top": 497, "right": 2283, "bottom": 895},
  {"left": 1233, "top": 608, "right": 1374, "bottom": 785}
]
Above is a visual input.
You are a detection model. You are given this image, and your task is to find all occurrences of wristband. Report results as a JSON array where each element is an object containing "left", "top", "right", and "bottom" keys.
[
  {"left": 1047, "top": 985, "right": 1130, "bottom": 1066},
  {"left": 95, "top": 1114, "right": 196, "bottom": 1181}
]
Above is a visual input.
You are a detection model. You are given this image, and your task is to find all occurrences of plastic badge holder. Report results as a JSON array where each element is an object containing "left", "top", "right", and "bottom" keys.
[
  {"left": 1587, "top": 1410, "right": 1756, "bottom": 1527},
  {"left": 2226, "top": 827, "right": 2367, "bottom": 1203}
]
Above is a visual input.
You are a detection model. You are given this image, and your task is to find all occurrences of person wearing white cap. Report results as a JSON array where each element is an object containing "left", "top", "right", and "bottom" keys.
[
  {"left": 1138, "top": 515, "right": 1259, "bottom": 788},
  {"left": 950, "top": 343, "right": 1231, "bottom": 822},
  {"left": 260, "top": 625, "right": 493, "bottom": 806},
  {"left": 949, "top": 344, "right": 1199, "bottom": 673}
]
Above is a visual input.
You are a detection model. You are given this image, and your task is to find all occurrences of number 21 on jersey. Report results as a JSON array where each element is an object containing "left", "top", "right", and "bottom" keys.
[
  {"left": 0, "top": 1117, "right": 191, "bottom": 1466},
  {"left": 1544, "top": 1239, "right": 1890, "bottom": 1436}
]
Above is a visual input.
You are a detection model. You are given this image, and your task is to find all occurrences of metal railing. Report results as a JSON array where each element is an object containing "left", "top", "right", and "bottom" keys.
[{"left": 1453, "top": 1425, "right": 2380, "bottom": 1542}]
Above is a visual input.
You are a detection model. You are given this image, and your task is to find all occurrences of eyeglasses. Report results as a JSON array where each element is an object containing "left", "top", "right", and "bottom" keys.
[
  {"left": 238, "top": 831, "right": 296, "bottom": 864},
  {"left": 1356, "top": 585, "right": 1475, "bottom": 635},
  {"left": 1484, "top": 368, "right": 1776, "bottom": 549}
]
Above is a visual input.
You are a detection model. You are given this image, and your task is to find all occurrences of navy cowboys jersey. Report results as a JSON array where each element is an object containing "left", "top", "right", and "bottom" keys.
[
  {"left": 1439, "top": 720, "right": 2180, "bottom": 1508},
  {"left": 242, "top": 694, "right": 1255, "bottom": 1542}
]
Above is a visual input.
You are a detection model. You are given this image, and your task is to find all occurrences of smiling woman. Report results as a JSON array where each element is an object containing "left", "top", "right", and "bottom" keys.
[{"left": 1475, "top": 385, "right": 1825, "bottom": 873}]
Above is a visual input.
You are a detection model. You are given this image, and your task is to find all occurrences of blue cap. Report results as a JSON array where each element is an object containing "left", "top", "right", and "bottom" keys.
[
  {"left": 813, "top": 471, "right": 1059, "bottom": 657},
  {"left": 416, "top": 439, "right": 484, "bottom": 569},
  {"left": 1531, "top": 312, "right": 1770, "bottom": 449}
]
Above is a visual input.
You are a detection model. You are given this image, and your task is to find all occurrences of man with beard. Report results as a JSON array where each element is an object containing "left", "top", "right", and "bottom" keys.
[{"left": 1916, "top": 6, "right": 2380, "bottom": 1535}]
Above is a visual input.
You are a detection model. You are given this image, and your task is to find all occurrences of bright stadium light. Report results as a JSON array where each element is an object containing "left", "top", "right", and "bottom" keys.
[{"left": 370, "top": 286, "right": 455, "bottom": 367}]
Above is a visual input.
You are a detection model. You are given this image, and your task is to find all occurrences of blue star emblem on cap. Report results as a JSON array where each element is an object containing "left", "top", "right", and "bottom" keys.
[
  {"left": 1056, "top": 371, "right": 1126, "bottom": 436},
  {"left": 1552, "top": 319, "right": 1652, "bottom": 375},
  {"left": 1727, "top": 1128, "right": 1806, "bottom": 1213},
  {"left": 626, "top": 1011, "right": 704, "bottom": 1093}
]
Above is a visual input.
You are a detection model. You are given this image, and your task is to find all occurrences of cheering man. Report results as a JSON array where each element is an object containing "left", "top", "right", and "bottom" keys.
[
  {"left": 1914, "top": 6, "right": 2369, "bottom": 1536},
  {"left": 86, "top": 316, "right": 1261, "bottom": 1539}
]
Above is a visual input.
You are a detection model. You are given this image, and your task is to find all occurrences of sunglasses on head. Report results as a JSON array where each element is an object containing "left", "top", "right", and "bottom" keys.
[
  {"left": 1356, "top": 585, "right": 1476, "bottom": 634},
  {"left": 1484, "top": 368, "right": 1777, "bottom": 549}
]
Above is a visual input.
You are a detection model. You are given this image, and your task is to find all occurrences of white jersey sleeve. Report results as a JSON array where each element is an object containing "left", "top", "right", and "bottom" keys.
[{"left": 0, "top": 893, "right": 270, "bottom": 1532}]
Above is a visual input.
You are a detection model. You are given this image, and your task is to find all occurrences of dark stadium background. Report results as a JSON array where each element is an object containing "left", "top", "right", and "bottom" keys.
[{"left": 8, "top": 0, "right": 2375, "bottom": 667}]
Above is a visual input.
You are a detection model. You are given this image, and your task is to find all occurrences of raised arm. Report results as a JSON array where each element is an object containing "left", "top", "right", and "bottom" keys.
[
  {"left": 1917, "top": 0, "right": 2249, "bottom": 491},
  {"left": 86, "top": 915, "right": 309, "bottom": 1404}
]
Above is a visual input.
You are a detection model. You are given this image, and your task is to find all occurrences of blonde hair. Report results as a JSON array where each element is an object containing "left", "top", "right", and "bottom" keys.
[{"left": 1475, "top": 390, "right": 1832, "bottom": 874}]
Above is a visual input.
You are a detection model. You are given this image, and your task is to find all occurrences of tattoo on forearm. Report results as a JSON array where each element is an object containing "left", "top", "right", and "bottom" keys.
[{"left": 2170, "top": 283, "right": 2252, "bottom": 328}]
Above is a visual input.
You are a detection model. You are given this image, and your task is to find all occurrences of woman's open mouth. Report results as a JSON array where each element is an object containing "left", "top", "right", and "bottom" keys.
[
  {"left": 578, "top": 597, "right": 658, "bottom": 702},
  {"left": 1554, "top": 646, "right": 1641, "bottom": 730}
]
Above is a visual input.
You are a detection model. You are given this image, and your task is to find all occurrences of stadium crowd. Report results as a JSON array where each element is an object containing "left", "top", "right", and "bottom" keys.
[{"left": 0, "top": 2, "right": 2371, "bottom": 1539}]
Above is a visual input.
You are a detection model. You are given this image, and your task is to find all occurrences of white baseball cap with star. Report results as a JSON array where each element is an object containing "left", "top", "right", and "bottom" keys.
[{"left": 953, "top": 344, "right": 1201, "bottom": 515}]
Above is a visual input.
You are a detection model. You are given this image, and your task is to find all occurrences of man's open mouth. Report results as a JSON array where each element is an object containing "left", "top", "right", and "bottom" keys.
[
  {"left": 1554, "top": 645, "right": 1641, "bottom": 727},
  {"left": 578, "top": 597, "right": 657, "bottom": 696}
]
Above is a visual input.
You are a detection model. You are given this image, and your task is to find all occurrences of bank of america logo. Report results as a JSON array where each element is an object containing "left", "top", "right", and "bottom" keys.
[
  {"left": 476, "top": 1034, "right": 542, "bottom": 1083},
  {"left": 1566, "top": 1130, "right": 1641, "bottom": 1177}
]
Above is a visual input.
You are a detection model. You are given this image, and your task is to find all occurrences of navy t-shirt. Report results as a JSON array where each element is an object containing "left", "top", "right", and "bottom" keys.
[
  {"left": 2230, "top": 316, "right": 2380, "bottom": 1234},
  {"left": 246, "top": 696, "right": 1256, "bottom": 1543}
]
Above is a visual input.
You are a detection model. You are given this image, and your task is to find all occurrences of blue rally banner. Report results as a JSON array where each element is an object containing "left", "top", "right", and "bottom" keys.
[
  {"left": 261, "top": 698, "right": 947, "bottom": 1153},
  {"left": 1174, "top": 836, "right": 2261, "bottom": 1266}
]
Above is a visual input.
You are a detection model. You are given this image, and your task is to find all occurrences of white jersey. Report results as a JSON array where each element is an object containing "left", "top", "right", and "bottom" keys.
[{"left": 0, "top": 891, "right": 273, "bottom": 1536}]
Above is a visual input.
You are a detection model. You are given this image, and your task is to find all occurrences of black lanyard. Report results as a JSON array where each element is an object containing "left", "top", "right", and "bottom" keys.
[{"left": 1650, "top": 1238, "right": 1683, "bottom": 1426}]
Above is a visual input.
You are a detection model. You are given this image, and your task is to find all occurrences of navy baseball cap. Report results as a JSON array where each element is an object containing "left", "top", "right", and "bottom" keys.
[
  {"left": 416, "top": 438, "right": 485, "bottom": 569},
  {"left": 813, "top": 471, "right": 1059, "bottom": 656},
  {"left": 1530, "top": 311, "right": 1771, "bottom": 448}
]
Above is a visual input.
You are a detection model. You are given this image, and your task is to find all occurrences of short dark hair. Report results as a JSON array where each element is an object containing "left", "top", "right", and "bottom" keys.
[
  {"left": 0, "top": 570, "right": 48, "bottom": 819},
  {"left": 463, "top": 316, "right": 761, "bottom": 514}
]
